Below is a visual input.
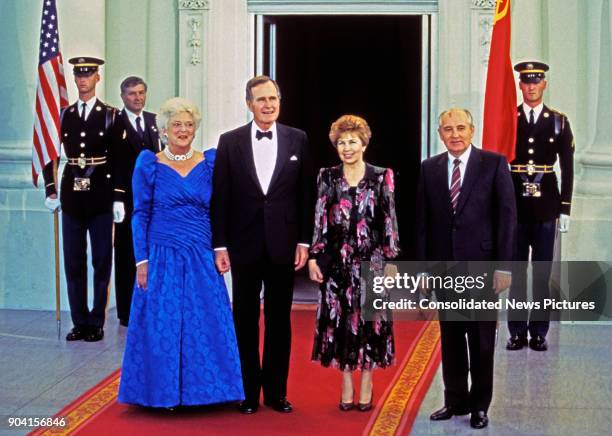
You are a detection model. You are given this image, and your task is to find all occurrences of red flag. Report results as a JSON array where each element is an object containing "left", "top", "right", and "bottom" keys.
[
  {"left": 482, "top": 0, "right": 517, "bottom": 162},
  {"left": 32, "top": 0, "right": 69, "bottom": 186}
]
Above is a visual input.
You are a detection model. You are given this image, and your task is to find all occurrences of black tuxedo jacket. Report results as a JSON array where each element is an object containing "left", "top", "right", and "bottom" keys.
[
  {"left": 416, "top": 146, "right": 516, "bottom": 267},
  {"left": 111, "top": 110, "right": 161, "bottom": 209},
  {"left": 211, "top": 122, "right": 314, "bottom": 264}
]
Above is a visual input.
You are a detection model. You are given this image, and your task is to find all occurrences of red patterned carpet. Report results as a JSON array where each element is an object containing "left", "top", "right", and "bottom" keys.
[{"left": 30, "top": 308, "right": 440, "bottom": 436}]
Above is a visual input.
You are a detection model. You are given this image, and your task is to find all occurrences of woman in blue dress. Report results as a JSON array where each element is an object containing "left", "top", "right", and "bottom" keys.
[{"left": 118, "top": 97, "right": 244, "bottom": 407}]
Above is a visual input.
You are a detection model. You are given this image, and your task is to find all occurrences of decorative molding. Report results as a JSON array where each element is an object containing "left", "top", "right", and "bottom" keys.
[
  {"left": 179, "top": 0, "right": 209, "bottom": 10},
  {"left": 188, "top": 17, "right": 202, "bottom": 65},
  {"left": 472, "top": 0, "right": 496, "bottom": 9},
  {"left": 479, "top": 15, "right": 494, "bottom": 66}
]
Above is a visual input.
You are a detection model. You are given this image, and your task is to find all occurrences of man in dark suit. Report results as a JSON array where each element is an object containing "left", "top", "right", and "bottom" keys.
[
  {"left": 42, "top": 57, "right": 118, "bottom": 342},
  {"left": 211, "top": 76, "right": 314, "bottom": 414},
  {"left": 417, "top": 108, "right": 516, "bottom": 429},
  {"left": 110, "top": 76, "right": 161, "bottom": 327},
  {"left": 506, "top": 61, "right": 575, "bottom": 352}
]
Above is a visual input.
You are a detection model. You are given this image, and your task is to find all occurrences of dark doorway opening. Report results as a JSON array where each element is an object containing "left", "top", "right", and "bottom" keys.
[{"left": 259, "top": 15, "right": 424, "bottom": 299}]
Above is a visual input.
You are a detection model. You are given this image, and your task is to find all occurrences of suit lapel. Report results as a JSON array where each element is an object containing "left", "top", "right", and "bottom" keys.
[
  {"left": 455, "top": 146, "right": 481, "bottom": 217},
  {"left": 238, "top": 122, "right": 265, "bottom": 195},
  {"left": 121, "top": 111, "right": 144, "bottom": 153},
  {"left": 434, "top": 154, "right": 454, "bottom": 217},
  {"left": 267, "top": 123, "right": 290, "bottom": 194}
]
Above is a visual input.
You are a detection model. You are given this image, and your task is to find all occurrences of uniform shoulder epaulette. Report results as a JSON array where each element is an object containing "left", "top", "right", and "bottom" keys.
[{"left": 549, "top": 107, "right": 568, "bottom": 119}]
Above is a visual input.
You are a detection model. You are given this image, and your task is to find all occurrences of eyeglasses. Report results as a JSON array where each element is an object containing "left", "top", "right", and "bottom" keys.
[{"left": 170, "top": 121, "right": 195, "bottom": 130}]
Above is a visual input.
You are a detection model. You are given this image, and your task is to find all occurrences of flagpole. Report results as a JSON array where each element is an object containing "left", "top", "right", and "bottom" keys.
[{"left": 53, "top": 159, "right": 61, "bottom": 340}]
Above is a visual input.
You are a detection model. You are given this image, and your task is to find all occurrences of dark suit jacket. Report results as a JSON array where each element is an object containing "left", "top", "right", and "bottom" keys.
[
  {"left": 111, "top": 110, "right": 161, "bottom": 209},
  {"left": 211, "top": 122, "right": 314, "bottom": 265},
  {"left": 416, "top": 146, "right": 516, "bottom": 268}
]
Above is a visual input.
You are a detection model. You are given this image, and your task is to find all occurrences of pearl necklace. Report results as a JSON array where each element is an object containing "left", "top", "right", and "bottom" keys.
[{"left": 164, "top": 147, "right": 194, "bottom": 161}]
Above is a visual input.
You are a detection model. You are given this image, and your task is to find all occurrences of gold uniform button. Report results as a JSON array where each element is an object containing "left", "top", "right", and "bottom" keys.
[
  {"left": 528, "top": 138, "right": 534, "bottom": 143},
  {"left": 80, "top": 132, "right": 86, "bottom": 137},
  {"left": 80, "top": 143, "right": 85, "bottom": 148},
  {"left": 106, "top": 174, "right": 111, "bottom": 179},
  {"left": 543, "top": 112, "right": 550, "bottom": 118},
  {"left": 99, "top": 131, "right": 104, "bottom": 136},
  {"left": 549, "top": 137, "right": 554, "bottom": 143},
  {"left": 528, "top": 160, "right": 534, "bottom": 164},
  {"left": 64, "top": 133, "right": 68, "bottom": 137},
  {"left": 528, "top": 149, "right": 534, "bottom": 154},
  {"left": 80, "top": 153, "right": 85, "bottom": 157}
]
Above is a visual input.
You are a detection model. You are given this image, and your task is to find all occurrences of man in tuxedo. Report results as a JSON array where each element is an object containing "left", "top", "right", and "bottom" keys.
[
  {"left": 111, "top": 76, "right": 161, "bottom": 327},
  {"left": 211, "top": 76, "right": 314, "bottom": 414},
  {"left": 506, "top": 61, "right": 575, "bottom": 352},
  {"left": 42, "top": 57, "right": 117, "bottom": 342},
  {"left": 417, "top": 108, "right": 516, "bottom": 429}
]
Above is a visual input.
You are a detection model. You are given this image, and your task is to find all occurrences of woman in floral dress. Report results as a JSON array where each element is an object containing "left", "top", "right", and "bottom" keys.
[{"left": 308, "top": 115, "right": 400, "bottom": 411}]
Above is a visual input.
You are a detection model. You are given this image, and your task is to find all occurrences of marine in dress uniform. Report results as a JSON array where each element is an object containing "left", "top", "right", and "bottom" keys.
[
  {"left": 506, "top": 61, "right": 575, "bottom": 352},
  {"left": 42, "top": 57, "right": 117, "bottom": 342},
  {"left": 110, "top": 76, "right": 161, "bottom": 327}
]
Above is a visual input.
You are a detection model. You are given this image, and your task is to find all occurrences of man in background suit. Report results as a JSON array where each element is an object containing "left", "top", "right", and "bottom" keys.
[
  {"left": 111, "top": 76, "right": 161, "bottom": 327},
  {"left": 211, "top": 76, "right": 314, "bottom": 414},
  {"left": 417, "top": 108, "right": 516, "bottom": 429}
]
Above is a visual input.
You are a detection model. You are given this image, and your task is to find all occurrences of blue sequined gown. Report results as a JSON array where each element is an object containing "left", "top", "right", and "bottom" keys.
[{"left": 118, "top": 149, "right": 244, "bottom": 407}]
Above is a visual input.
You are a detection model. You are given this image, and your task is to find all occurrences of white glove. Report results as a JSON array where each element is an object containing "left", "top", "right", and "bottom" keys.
[
  {"left": 558, "top": 214, "right": 570, "bottom": 233},
  {"left": 113, "top": 201, "right": 126, "bottom": 223},
  {"left": 44, "top": 196, "right": 61, "bottom": 212}
]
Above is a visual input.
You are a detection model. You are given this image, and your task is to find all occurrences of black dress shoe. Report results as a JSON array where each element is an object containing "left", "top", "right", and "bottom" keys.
[
  {"left": 506, "top": 335, "right": 528, "bottom": 350},
  {"left": 470, "top": 411, "right": 489, "bottom": 429},
  {"left": 264, "top": 397, "right": 293, "bottom": 413},
  {"left": 338, "top": 400, "right": 354, "bottom": 411},
  {"left": 65, "top": 327, "right": 87, "bottom": 341},
  {"left": 430, "top": 405, "right": 470, "bottom": 421},
  {"left": 119, "top": 318, "right": 129, "bottom": 327},
  {"left": 237, "top": 400, "right": 259, "bottom": 414},
  {"left": 85, "top": 327, "right": 104, "bottom": 342},
  {"left": 358, "top": 388, "right": 373, "bottom": 412},
  {"left": 529, "top": 335, "right": 548, "bottom": 351}
]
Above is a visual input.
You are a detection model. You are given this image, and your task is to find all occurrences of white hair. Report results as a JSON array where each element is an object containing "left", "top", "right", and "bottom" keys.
[{"left": 156, "top": 97, "right": 202, "bottom": 144}]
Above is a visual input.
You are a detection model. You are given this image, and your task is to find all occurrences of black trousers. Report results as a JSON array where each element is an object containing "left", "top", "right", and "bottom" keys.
[
  {"left": 231, "top": 259, "right": 295, "bottom": 403},
  {"left": 62, "top": 211, "right": 113, "bottom": 328},
  {"left": 114, "top": 209, "right": 135, "bottom": 322},
  {"left": 439, "top": 320, "right": 496, "bottom": 413},
  {"left": 508, "top": 220, "right": 556, "bottom": 338}
]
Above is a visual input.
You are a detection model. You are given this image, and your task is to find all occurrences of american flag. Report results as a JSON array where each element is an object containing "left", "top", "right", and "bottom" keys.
[{"left": 32, "top": 0, "right": 69, "bottom": 186}]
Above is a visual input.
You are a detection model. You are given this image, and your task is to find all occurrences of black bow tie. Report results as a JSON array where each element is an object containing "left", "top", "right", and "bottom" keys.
[{"left": 256, "top": 130, "right": 273, "bottom": 140}]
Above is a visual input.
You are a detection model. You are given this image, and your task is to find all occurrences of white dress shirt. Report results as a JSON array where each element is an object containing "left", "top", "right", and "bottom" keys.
[
  {"left": 522, "top": 102, "right": 544, "bottom": 124},
  {"left": 123, "top": 108, "right": 144, "bottom": 132},
  {"left": 251, "top": 122, "right": 278, "bottom": 195},
  {"left": 447, "top": 144, "right": 472, "bottom": 189},
  {"left": 77, "top": 96, "right": 97, "bottom": 121}
]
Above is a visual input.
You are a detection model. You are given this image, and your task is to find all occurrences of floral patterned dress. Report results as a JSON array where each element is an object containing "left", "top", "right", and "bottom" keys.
[{"left": 310, "top": 163, "right": 400, "bottom": 371}]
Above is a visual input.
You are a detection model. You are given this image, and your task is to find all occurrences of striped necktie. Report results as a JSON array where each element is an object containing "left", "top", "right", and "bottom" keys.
[{"left": 450, "top": 158, "right": 461, "bottom": 213}]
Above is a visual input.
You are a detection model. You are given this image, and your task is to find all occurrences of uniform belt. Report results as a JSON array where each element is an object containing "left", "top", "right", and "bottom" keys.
[
  {"left": 510, "top": 164, "right": 554, "bottom": 174},
  {"left": 67, "top": 157, "right": 107, "bottom": 169}
]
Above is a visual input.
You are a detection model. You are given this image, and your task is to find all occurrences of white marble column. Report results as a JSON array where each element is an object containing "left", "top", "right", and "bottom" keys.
[
  {"left": 565, "top": 0, "right": 612, "bottom": 261},
  {"left": 177, "top": 0, "right": 210, "bottom": 149},
  {"left": 436, "top": 0, "right": 497, "bottom": 154},
  {"left": 0, "top": 0, "right": 105, "bottom": 309}
]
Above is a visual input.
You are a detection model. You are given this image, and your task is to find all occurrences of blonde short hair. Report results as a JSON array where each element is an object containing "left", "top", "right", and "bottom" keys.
[
  {"left": 156, "top": 97, "right": 202, "bottom": 143},
  {"left": 329, "top": 114, "right": 372, "bottom": 147}
]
